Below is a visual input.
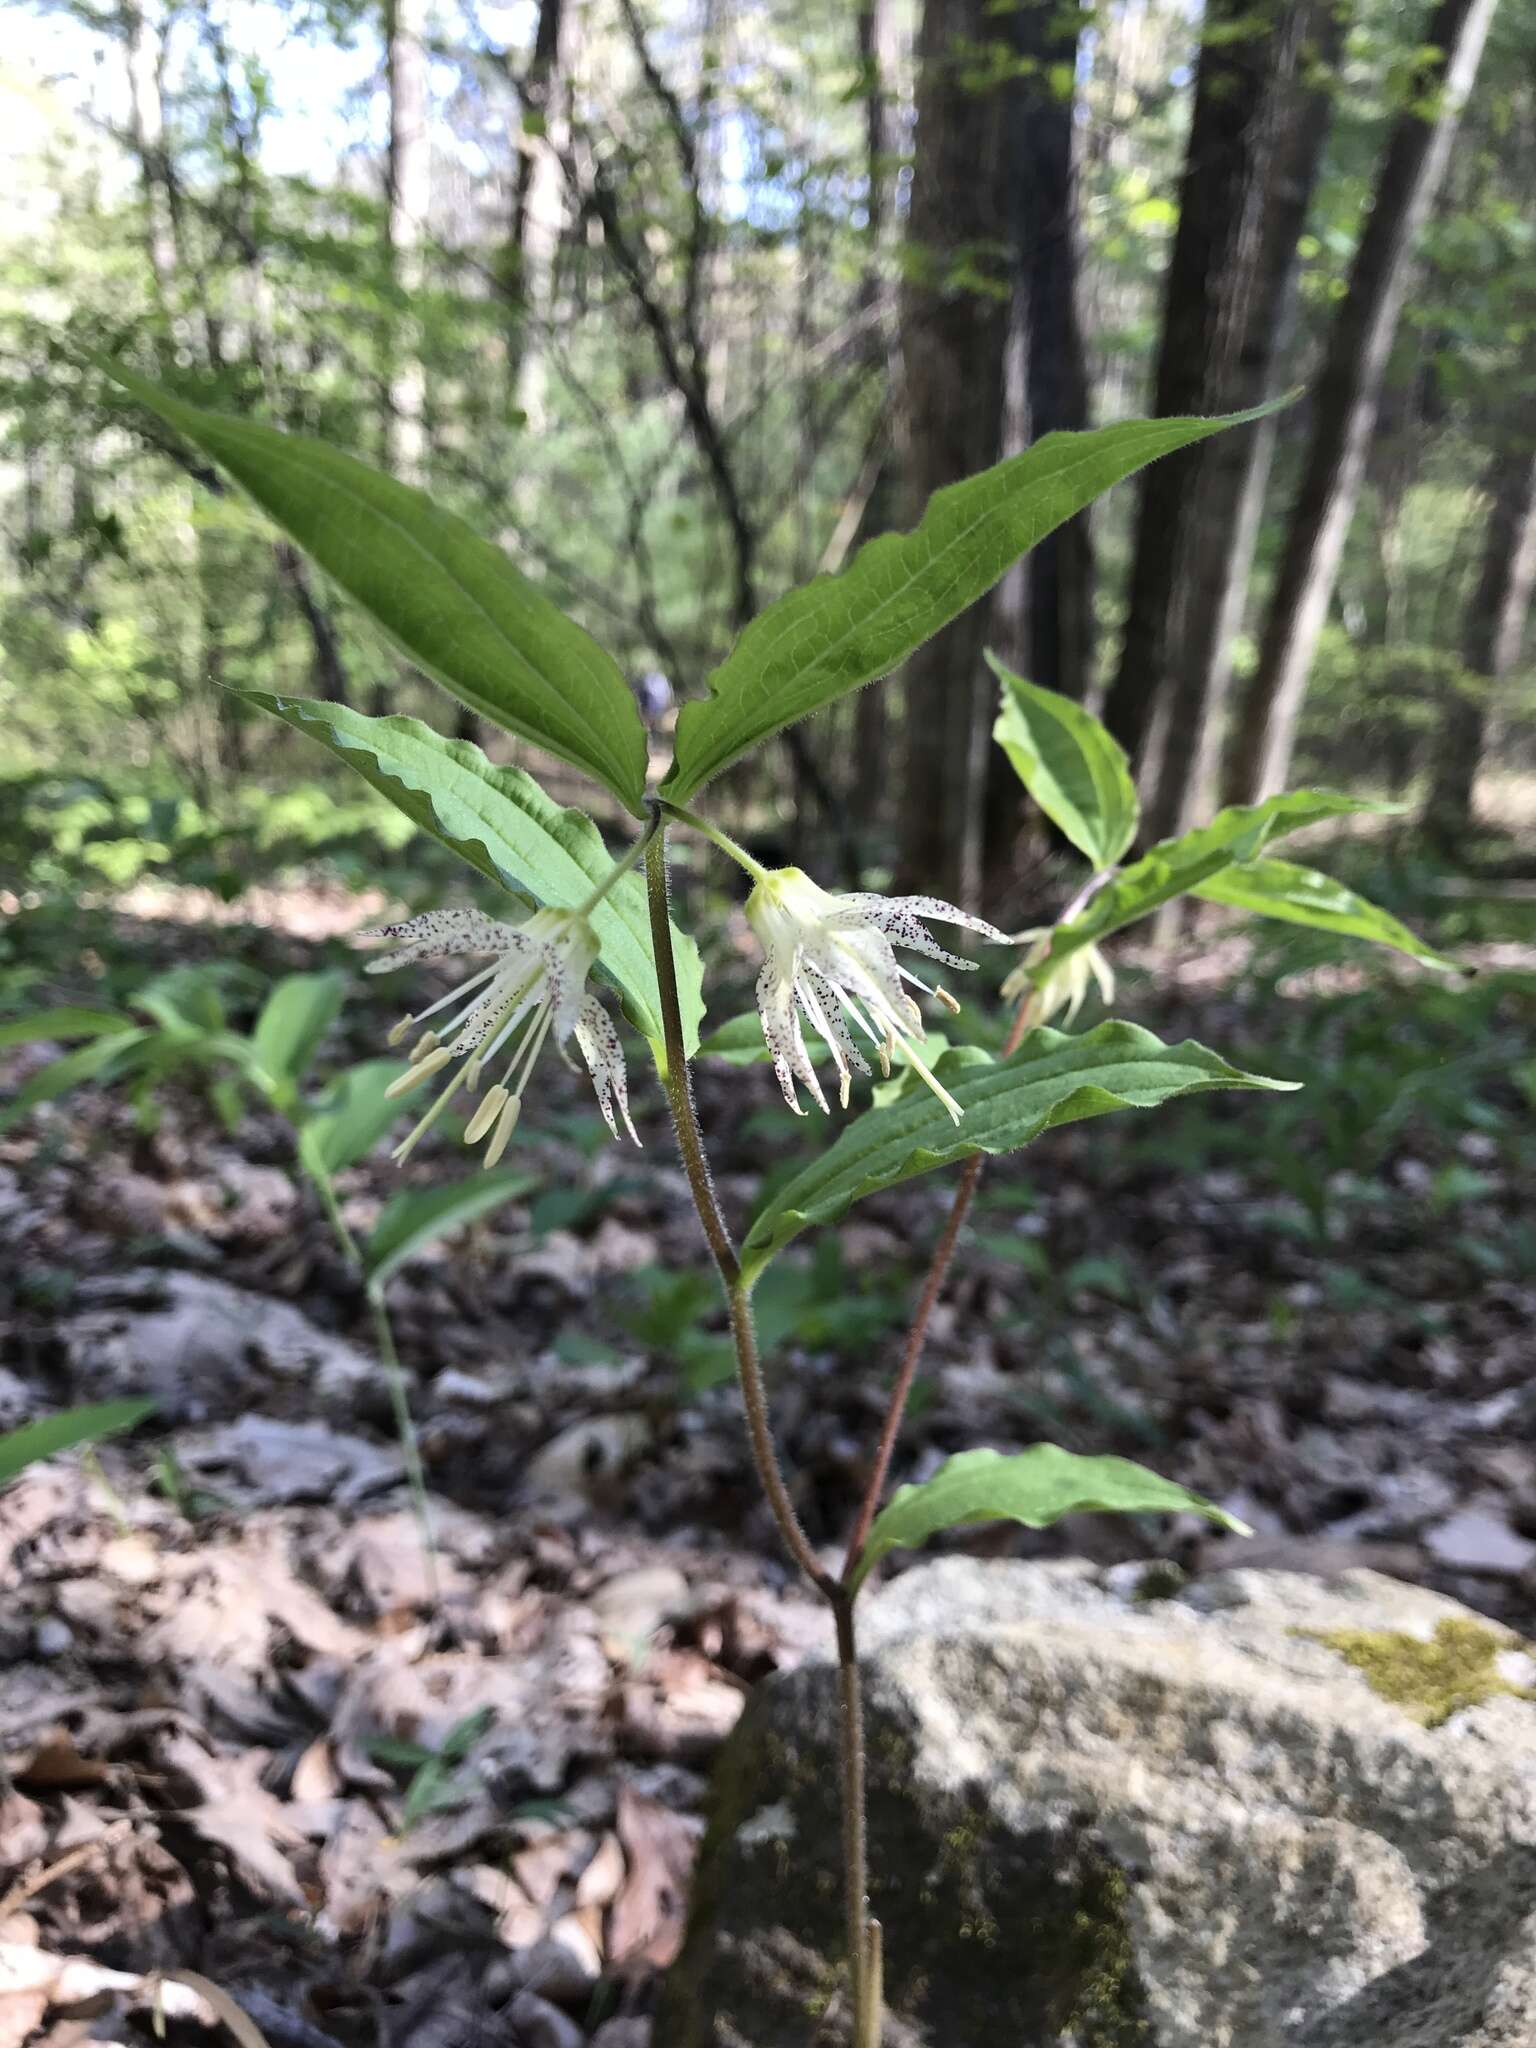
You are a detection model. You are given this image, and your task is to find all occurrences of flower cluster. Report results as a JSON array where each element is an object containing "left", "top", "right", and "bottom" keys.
[
  {"left": 366, "top": 906, "right": 637, "bottom": 1164},
  {"left": 744, "top": 868, "right": 1012, "bottom": 1123},
  {"left": 1001, "top": 928, "right": 1116, "bottom": 1029},
  {"left": 363, "top": 843, "right": 1110, "bottom": 1163}
]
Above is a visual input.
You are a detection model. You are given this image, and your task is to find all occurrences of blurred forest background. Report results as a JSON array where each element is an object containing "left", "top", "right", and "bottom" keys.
[
  {"left": 4, "top": 2, "right": 1536, "bottom": 2036},
  {"left": 2, "top": 0, "right": 1534, "bottom": 900}
]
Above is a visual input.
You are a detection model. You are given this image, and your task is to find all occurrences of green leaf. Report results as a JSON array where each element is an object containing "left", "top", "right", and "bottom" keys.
[
  {"left": 243, "top": 694, "right": 705, "bottom": 1061},
  {"left": 661, "top": 404, "right": 1284, "bottom": 803},
  {"left": 740, "top": 1021, "right": 1294, "bottom": 1278},
  {"left": 364, "top": 1169, "right": 540, "bottom": 1291},
  {"left": 849, "top": 1443, "right": 1249, "bottom": 1593},
  {"left": 0, "top": 1398, "right": 158, "bottom": 1489},
  {"left": 1041, "top": 791, "right": 1394, "bottom": 978},
  {"left": 0, "top": 1030, "right": 151, "bottom": 1132},
  {"left": 987, "top": 653, "right": 1138, "bottom": 867},
  {"left": 299, "top": 1059, "right": 411, "bottom": 1179},
  {"left": 1192, "top": 859, "right": 1459, "bottom": 970},
  {"left": 696, "top": 1011, "right": 829, "bottom": 1066},
  {"left": 250, "top": 972, "right": 347, "bottom": 1094},
  {"left": 0, "top": 1008, "right": 134, "bottom": 1050},
  {"left": 101, "top": 362, "right": 648, "bottom": 812}
]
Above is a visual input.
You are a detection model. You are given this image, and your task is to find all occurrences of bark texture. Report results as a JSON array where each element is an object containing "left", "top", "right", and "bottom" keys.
[
  {"left": 384, "top": 0, "right": 430, "bottom": 483},
  {"left": 507, "top": 0, "right": 570, "bottom": 429},
  {"left": 1427, "top": 439, "right": 1536, "bottom": 837},
  {"left": 1228, "top": 0, "right": 1501, "bottom": 804},
  {"left": 897, "top": 0, "right": 1010, "bottom": 904},
  {"left": 991, "top": 0, "right": 1094, "bottom": 710},
  {"left": 1101, "top": 0, "right": 1343, "bottom": 843}
]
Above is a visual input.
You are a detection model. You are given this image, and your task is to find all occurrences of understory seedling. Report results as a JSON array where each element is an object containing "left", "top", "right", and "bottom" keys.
[{"left": 49, "top": 361, "right": 1460, "bottom": 2042}]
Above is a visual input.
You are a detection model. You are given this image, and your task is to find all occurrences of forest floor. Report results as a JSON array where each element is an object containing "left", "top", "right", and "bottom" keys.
[{"left": 3, "top": 875, "right": 1536, "bottom": 2047}]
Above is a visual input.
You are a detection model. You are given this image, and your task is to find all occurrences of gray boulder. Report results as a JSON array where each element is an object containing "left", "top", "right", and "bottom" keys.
[{"left": 660, "top": 1558, "right": 1536, "bottom": 2046}]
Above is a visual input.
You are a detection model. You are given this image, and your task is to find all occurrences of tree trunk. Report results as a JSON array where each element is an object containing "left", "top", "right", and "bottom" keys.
[
  {"left": 1227, "top": 0, "right": 1500, "bottom": 804},
  {"left": 1101, "top": 0, "right": 1343, "bottom": 845},
  {"left": 991, "top": 0, "right": 1094, "bottom": 707},
  {"left": 850, "top": 0, "right": 901, "bottom": 846},
  {"left": 384, "top": 0, "right": 430, "bottom": 484},
  {"left": 507, "top": 0, "right": 569, "bottom": 428},
  {"left": 122, "top": 1, "right": 178, "bottom": 313},
  {"left": 1426, "top": 439, "right": 1536, "bottom": 839},
  {"left": 896, "top": 0, "right": 1010, "bottom": 905}
]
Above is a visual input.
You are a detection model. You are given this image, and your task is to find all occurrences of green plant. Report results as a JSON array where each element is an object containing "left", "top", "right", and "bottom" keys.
[
  {"left": 72, "top": 362, "right": 1462, "bottom": 2040},
  {"left": 0, "top": 1398, "right": 156, "bottom": 1488},
  {"left": 370, "top": 1706, "right": 497, "bottom": 1831}
]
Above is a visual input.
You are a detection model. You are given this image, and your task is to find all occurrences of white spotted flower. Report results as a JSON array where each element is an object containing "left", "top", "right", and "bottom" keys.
[
  {"left": 1001, "top": 928, "right": 1115, "bottom": 1028},
  {"left": 744, "top": 868, "right": 1011, "bottom": 1124},
  {"left": 365, "top": 907, "right": 638, "bottom": 1165}
]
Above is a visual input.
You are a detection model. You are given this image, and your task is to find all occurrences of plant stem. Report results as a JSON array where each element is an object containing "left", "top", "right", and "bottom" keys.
[
  {"left": 660, "top": 799, "right": 773, "bottom": 885},
  {"left": 644, "top": 816, "right": 828, "bottom": 1594},
  {"left": 645, "top": 814, "right": 874, "bottom": 2034},
  {"left": 367, "top": 1284, "right": 440, "bottom": 1604},
  {"left": 576, "top": 807, "right": 663, "bottom": 917},
  {"left": 834, "top": 1589, "right": 873, "bottom": 2030},
  {"left": 842, "top": 985, "right": 1043, "bottom": 1585},
  {"left": 308, "top": 1154, "right": 439, "bottom": 1600}
]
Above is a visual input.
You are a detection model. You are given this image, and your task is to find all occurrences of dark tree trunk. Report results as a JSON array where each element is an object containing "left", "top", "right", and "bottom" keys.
[
  {"left": 896, "top": 0, "right": 1010, "bottom": 905},
  {"left": 1101, "top": 0, "right": 1344, "bottom": 845},
  {"left": 384, "top": 0, "right": 429, "bottom": 483},
  {"left": 991, "top": 0, "right": 1094, "bottom": 707},
  {"left": 850, "top": 0, "right": 901, "bottom": 846},
  {"left": 1227, "top": 0, "right": 1500, "bottom": 804},
  {"left": 1427, "top": 438, "right": 1536, "bottom": 839},
  {"left": 506, "top": 0, "right": 568, "bottom": 423}
]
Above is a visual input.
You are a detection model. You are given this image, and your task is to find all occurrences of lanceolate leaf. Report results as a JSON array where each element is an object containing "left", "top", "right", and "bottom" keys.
[
  {"left": 0, "top": 1009, "right": 133, "bottom": 1050},
  {"left": 0, "top": 1030, "right": 151, "bottom": 1132},
  {"left": 0, "top": 1399, "right": 158, "bottom": 1489},
  {"left": 103, "top": 362, "right": 649, "bottom": 812},
  {"left": 1192, "top": 858, "right": 1458, "bottom": 970},
  {"left": 740, "top": 1022, "right": 1293, "bottom": 1278},
  {"left": 298, "top": 1060, "right": 410, "bottom": 1180},
  {"left": 849, "top": 1444, "right": 1249, "bottom": 1593},
  {"left": 250, "top": 973, "right": 347, "bottom": 1094},
  {"left": 1039, "top": 791, "right": 1395, "bottom": 979},
  {"left": 365, "top": 1170, "right": 540, "bottom": 1291},
  {"left": 988, "top": 654, "right": 1138, "bottom": 866},
  {"left": 661, "top": 404, "right": 1283, "bottom": 804},
  {"left": 242, "top": 694, "right": 705, "bottom": 1062}
]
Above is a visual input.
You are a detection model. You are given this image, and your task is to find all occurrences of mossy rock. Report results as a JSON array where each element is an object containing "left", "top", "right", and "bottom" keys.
[
  {"left": 662, "top": 1559, "right": 1536, "bottom": 2048},
  {"left": 658, "top": 1663, "right": 1152, "bottom": 2046},
  {"left": 1301, "top": 1617, "right": 1536, "bottom": 1728}
]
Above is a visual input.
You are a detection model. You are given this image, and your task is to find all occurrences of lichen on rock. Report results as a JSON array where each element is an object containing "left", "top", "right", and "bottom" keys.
[{"left": 1303, "top": 1616, "right": 1536, "bottom": 1727}]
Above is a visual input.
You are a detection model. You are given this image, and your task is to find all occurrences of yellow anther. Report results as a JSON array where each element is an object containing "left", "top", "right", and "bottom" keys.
[
  {"left": 464, "top": 1084, "right": 509, "bottom": 1145},
  {"left": 384, "top": 1045, "right": 452, "bottom": 1098},
  {"left": 484, "top": 1093, "right": 522, "bottom": 1167}
]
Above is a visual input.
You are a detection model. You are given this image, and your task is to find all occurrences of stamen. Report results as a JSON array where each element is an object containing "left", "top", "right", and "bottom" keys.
[
  {"left": 901, "top": 1038, "right": 965, "bottom": 1125},
  {"left": 484, "top": 1093, "right": 522, "bottom": 1167},
  {"left": 935, "top": 986, "right": 962, "bottom": 1016},
  {"left": 504, "top": 1000, "right": 556, "bottom": 1099},
  {"left": 387, "top": 1014, "right": 415, "bottom": 1046},
  {"left": 385, "top": 1046, "right": 453, "bottom": 1098},
  {"left": 464, "top": 1084, "right": 509, "bottom": 1145},
  {"left": 392, "top": 1068, "right": 470, "bottom": 1160},
  {"left": 411, "top": 1031, "right": 440, "bottom": 1061}
]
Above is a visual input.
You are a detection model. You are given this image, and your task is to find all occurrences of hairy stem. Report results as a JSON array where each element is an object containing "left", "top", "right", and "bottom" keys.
[
  {"left": 834, "top": 1590, "right": 873, "bottom": 2031},
  {"left": 645, "top": 813, "right": 872, "bottom": 2032},
  {"left": 842, "top": 984, "right": 1043, "bottom": 1584},
  {"left": 644, "top": 816, "right": 829, "bottom": 1593}
]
